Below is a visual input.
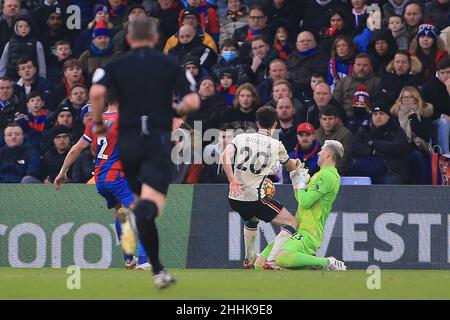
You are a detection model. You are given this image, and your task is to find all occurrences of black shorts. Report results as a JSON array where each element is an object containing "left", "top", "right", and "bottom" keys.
[
  {"left": 228, "top": 197, "right": 284, "bottom": 223},
  {"left": 118, "top": 130, "right": 173, "bottom": 195}
]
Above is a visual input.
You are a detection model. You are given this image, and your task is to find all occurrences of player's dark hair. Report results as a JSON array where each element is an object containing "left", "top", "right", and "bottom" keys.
[
  {"left": 128, "top": 15, "right": 157, "bottom": 41},
  {"left": 256, "top": 106, "right": 277, "bottom": 129},
  {"left": 319, "top": 105, "right": 338, "bottom": 118}
]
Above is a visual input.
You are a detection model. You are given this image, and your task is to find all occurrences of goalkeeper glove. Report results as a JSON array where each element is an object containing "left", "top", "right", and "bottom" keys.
[{"left": 290, "top": 168, "right": 310, "bottom": 191}]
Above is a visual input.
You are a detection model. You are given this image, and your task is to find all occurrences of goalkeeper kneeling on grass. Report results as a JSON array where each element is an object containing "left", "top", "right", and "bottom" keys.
[{"left": 255, "top": 140, "right": 347, "bottom": 271}]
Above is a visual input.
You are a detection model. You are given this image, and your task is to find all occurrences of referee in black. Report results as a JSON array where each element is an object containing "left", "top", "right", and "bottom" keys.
[{"left": 89, "top": 16, "right": 200, "bottom": 289}]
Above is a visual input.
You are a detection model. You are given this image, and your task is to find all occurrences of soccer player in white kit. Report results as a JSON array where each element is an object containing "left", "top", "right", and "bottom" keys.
[{"left": 222, "top": 106, "right": 303, "bottom": 269}]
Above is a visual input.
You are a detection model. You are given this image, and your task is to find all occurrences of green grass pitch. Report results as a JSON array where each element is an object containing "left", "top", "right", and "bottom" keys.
[{"left": 1, "top": 268, "right": 450, "bottom": 299}]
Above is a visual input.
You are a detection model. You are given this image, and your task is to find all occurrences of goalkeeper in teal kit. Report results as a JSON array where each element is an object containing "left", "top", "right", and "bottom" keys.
[{"left": 255, "top": 140, "right": 347, "bottom": 271}]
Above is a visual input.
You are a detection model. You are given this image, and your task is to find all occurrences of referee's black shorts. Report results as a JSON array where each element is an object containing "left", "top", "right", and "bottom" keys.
[
  {"left": 118, "top": 129, "right": 173, "bottom": 195},
  {"left": 228, "top": 197, "right": 284, "bottom": 223}
]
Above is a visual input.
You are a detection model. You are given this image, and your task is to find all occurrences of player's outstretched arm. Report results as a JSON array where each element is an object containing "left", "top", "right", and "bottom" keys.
[{"left": 54, "top": 138, "right": 90, "bottom": 190}]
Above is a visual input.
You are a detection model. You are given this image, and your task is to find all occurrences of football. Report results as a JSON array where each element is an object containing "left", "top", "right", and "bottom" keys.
[{"left": 263, "top": 178, "right": 276, "bottom": 198}]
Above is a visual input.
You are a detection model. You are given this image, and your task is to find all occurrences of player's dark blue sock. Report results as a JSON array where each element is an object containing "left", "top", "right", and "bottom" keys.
[
  {"left": 133, "top": 200, "right": 163, "bottom": 274},
  {"left": 137, "top": 238, "right": 149, "bottom": 265},
  {"left": 115, "top": 217, "right": 134, "bottom": 261}
]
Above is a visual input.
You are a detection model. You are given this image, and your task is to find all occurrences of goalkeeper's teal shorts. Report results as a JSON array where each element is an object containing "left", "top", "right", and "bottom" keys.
[{"left": 259, "top": 232, "right": 318, "bottom": 258}]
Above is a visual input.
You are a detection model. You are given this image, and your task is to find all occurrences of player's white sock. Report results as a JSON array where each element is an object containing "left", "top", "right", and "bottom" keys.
[
  {"left": 267, "top": 229, "right": 293, "bottom": 262},
  {"left": 244, "top": 226, "right": 257, "bottom": 261}
]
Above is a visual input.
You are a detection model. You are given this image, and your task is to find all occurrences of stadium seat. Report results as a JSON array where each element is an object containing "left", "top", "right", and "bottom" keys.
[{"left": 340, "top": 177, "right": 372, "bottom": 185}]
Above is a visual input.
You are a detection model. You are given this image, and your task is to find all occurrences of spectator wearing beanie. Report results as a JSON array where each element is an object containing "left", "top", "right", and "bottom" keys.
[
  {"left": 167, "top": 24, "right": 217, "bottom": 71},
  {"left": 39, "top": 103, "right": 76, "bottom": 155},
  {"left": 79, "top": 20, "right": 117, "bottom": 79},
  {"left": 113, "top": 4, "right": 147, "bottom": 54},
  {"left": 381, "top": 49, "right": 423, "bottom": 104},
  {"left": 179, "top": 1, "right": 220, "bottom": 44},
  {"left": 348, "top": 83, "right": 372, "bottom": 134},
  {"left": 409, "top": 23, "right": 448, "bottom": 81},
  {"left": 31, "top": 0, "right": 68, "bottom": 37},
  {"left": 40, "top": 6, "right": 72, "bottom": 66},
  {"left": 73, "top": 4, "right": 114, "bottom": 58},
  {"left": 367, "top": 28, "right": 399, "bottom": 77},
  {"left": 0, "top": 15, "right": 46, "bottom": 80},
  {"left": 216, "top": 67, "right": 238, "bottom": 108},
  {"left": 40, "top": 124, "right": 72, "bottom": 183},
  {"left": 163, "top": 7, "right": 218, "bottom": 55},
  {"left": 350, "top": 96, "right": 410, "bottom": 184},
  {"left": 182, "top": 55, "right": 209, "bottom": 89}
]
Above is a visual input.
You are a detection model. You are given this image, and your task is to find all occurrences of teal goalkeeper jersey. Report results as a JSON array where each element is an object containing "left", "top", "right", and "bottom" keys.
[{"left": 294, "top": 166, "right": 340, "bottom": 247}]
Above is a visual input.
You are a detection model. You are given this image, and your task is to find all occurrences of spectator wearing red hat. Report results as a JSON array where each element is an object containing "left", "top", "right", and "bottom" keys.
[
  {"left": 79, "top": 20, "right": 117, "bottom": 79},
  {"left": 282, "top": 121, "right": 321, "bottom": 183},
  {"left": 315, "top": 105, "right": 354, "bottom": 175}
]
